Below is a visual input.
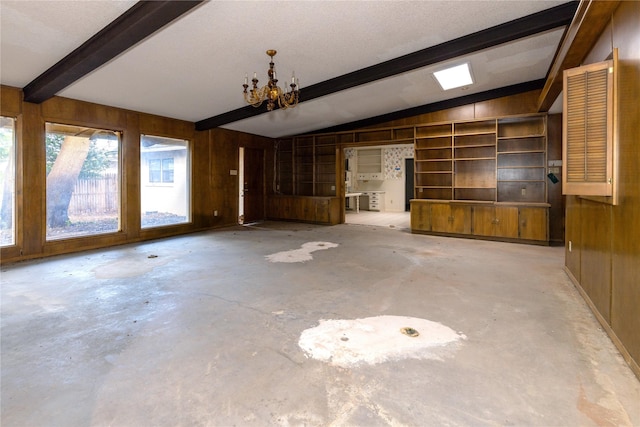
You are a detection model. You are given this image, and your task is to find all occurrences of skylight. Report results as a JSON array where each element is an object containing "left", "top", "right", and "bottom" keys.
[{"left": 433, "top": 63, "right": 474, "bottom": 90}]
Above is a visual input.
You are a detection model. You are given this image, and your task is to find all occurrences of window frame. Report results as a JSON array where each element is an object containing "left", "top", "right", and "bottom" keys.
[
  {"left": 44, "top": 122, "right": 122, "bottom": 241},
  {"left": 139, "top": 134, "right": 191, "bottom": 229},
  {"left": 0, "top": 116, "right": 17, "bottom": 247}
]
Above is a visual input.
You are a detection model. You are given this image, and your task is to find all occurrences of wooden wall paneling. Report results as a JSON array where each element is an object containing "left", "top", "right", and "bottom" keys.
[
  {"left": 370, "top": 105, "right": 474, "bottom": 129},
  {"left": 547, "top": 114, "right": 564, "bottom": 244},
  {"left": 139, "top": 113, "right": 194, "bottom": 140},
  {"left": 21, "top": 101, "right": 45, "bottom": 257},
  {"left": 0, "top": 87, "right": 23, "bottom": 260},
  {"left": 335, "top": 146, "right": 346, "bottom": 224},
  {"left": 419, "top": 105, "right": 475, "bottom": 126},
  {"left": 121, "top": 112, "right": 140, "bottom": 239},
  {"left": 565, "top": 196, "right": 582, "bottom": 283},
  {"left": 210, "top": 129, "right": 240, "bottom": 226},
  {"left": 474, "top": 90, "right": 540, "bottom": 118},
  {"left": 1, "top": 86, "right": 22, "bottom": 116},
  {"left": 191, "top": 130, "right": 212, "bottom": 229},
  {"left": 41, "top": 96, "right": 127, "bottom": 130},
  {"left": 610, "top": 0, "right": 640, "bottom": 373},
  {"left": 579, "top": 200, "right": 612, "bottom": 323}
]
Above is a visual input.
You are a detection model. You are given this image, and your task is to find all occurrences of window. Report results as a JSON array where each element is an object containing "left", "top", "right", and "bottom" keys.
[
  {"left": 162, "top": 158, "right": 174, "bottom": 183},
  {"left": 148, "top": 158, "right": 174, "bottom": 183},
  {"left": 45, "top": 123, "right": 121, "bottom": 240},
  {"left": 563, "top": 52, "right": 617, "bottom": 203},
  {"left": 149, "top": 159, "right": 161, "bottom": 183},
  {"left": 140, "top": 135, "right": 190, "bottom": 228},
  {"left": 0, "top": 116, "right": 16, "bottom": 246}
]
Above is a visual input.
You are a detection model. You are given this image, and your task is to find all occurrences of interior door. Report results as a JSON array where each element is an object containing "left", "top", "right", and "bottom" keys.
[{"left": 243, "top": 147, "right": 265, "bottom": 223}]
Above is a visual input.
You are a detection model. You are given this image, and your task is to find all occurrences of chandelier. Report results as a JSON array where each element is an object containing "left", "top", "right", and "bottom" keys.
[{"left": 243, "top": 50, "right": 299, "bottom": 111}]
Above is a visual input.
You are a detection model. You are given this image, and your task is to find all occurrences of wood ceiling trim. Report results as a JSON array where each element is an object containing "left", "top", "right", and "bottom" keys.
[
  {"left": 22, "top": 1, "right": 204, "bottom": 104},
  {"left": 196, "top": 2, "right": 578, "bottom": 131},
  {"left": 537, "top": 0, "right": 621, "bottom": 112}
]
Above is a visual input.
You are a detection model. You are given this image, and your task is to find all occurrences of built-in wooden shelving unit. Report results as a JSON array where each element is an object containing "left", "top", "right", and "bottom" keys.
[{"left": 274, "top": 113, "right": 549, "bottom": 243}]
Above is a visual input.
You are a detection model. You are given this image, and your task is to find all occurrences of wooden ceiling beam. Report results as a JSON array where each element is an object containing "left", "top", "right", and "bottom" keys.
[
  {"left": 537, "top": 0, "right": 621, "bottom": 112},
  {"left": 23, "top": 1, "right": 204, "bottom": 104},
  {"left": 196, "top": 2, "right": 578, "bottom": 131}
]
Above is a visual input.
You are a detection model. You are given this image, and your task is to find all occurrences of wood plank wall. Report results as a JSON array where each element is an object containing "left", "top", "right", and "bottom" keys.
[
  {"left": 362, "top": 90, "right": 540, "bottom": 128},
  {"left": 564, "top": 1, "right": 640, "bottom": 378},
  {"left": 0, "top": 88, "right": 272, "bottom": 263}
]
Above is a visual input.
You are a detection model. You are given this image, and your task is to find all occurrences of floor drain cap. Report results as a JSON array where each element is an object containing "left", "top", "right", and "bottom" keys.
[{"left": 400, "top": 327, "right": 419, "bottom": 337}]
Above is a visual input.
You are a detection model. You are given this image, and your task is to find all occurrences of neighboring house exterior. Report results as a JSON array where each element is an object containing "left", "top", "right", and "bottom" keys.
[{"left": 140, "top": 142, "right": 189, "bottom": 217}]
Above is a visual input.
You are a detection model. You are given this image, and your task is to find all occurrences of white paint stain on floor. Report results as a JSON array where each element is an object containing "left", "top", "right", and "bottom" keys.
[
  {"left": 298, "top": 315, "right": 466, "bottom": 367},
  {"left": 265, "top": 241, "right": 338, "bottom": 263}
]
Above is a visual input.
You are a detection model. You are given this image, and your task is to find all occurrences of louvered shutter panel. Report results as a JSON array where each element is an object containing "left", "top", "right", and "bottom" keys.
[{"left": 563, "top": 59, "right": 614, "bottom": 197}]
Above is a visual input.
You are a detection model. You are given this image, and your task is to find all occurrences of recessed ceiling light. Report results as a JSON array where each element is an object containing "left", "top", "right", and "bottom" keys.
[{"left": 433, "top": 63, "right": 474, "bottom": 91}]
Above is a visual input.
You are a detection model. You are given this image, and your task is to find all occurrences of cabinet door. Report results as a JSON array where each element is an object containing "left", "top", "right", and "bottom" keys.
[
  {"left": 472, "top": 206, "right": 495, "bottom": 237},
  {"left": 315, "top": 199, "right": 330, "bottom": 223},
  {"left": 519, "top": 207, "right": 548, "bottom": 241},
  {"left": 432, "top": 204, "right": 471, "bottom": 234},
  {"left": 430, "top": 203, "right": 452, "bottom": 232},
  {"left": 449, "top": 205, "right": 472, "bottom": 234},
  {"left": 494, "top": 206, "right": 519, "bottom": 238},
  {"left": 411, "top": 202, "right": 431, "bottom": 231},
  {"left": 473, "top": 206, "right": 518, "bottom": 238}
]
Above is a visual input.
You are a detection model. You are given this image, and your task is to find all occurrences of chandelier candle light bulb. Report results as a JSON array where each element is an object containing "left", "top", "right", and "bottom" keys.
[{"left": 243, "top": 50, "right": 299, "bottom": 111}]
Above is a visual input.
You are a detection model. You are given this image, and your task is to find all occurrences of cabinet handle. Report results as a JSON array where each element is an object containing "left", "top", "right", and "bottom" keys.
[{"left": 448, "top": 216, "right": 455, "bottom": 222}]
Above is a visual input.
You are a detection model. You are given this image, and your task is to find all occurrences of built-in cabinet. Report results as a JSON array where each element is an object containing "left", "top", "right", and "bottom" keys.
[
  {"left": 266, "top": 195, "right": 341, "bottom": 225},
  {"left": 356, "top": 148, "right": 383, "bottom": 180},
  {"left": 411, "top": 200, "right": 548, "bottom": 243},
  {"left": 411, "top": 114, "right": 548, "bottom": 244},
  {"left": 359, "top": 191, "right": 385, "bottom": 211}
]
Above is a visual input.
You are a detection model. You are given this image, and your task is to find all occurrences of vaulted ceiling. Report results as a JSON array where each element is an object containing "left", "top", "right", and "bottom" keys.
[{"left": 1, "top": 1, "right": 578, "bottom": 138}]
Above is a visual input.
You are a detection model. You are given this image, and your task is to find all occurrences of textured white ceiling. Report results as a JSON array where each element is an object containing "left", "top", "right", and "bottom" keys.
[{"left": 1, "top": 1, "right": 568, "bottom": 138}]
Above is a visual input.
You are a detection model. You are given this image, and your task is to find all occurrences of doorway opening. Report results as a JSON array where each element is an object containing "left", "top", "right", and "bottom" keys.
[{"left": 344, "top": 146, "right": 411, "bottom": 230}]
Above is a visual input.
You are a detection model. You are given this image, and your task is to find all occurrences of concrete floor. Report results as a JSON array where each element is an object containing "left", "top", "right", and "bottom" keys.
[{"left": 1, "top": 222, "right": 639, "bottom": 426}]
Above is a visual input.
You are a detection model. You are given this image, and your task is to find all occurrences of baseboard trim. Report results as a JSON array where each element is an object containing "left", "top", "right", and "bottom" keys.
[{"left": 564, "top": 267, "right": 640, "bottom": 381}]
